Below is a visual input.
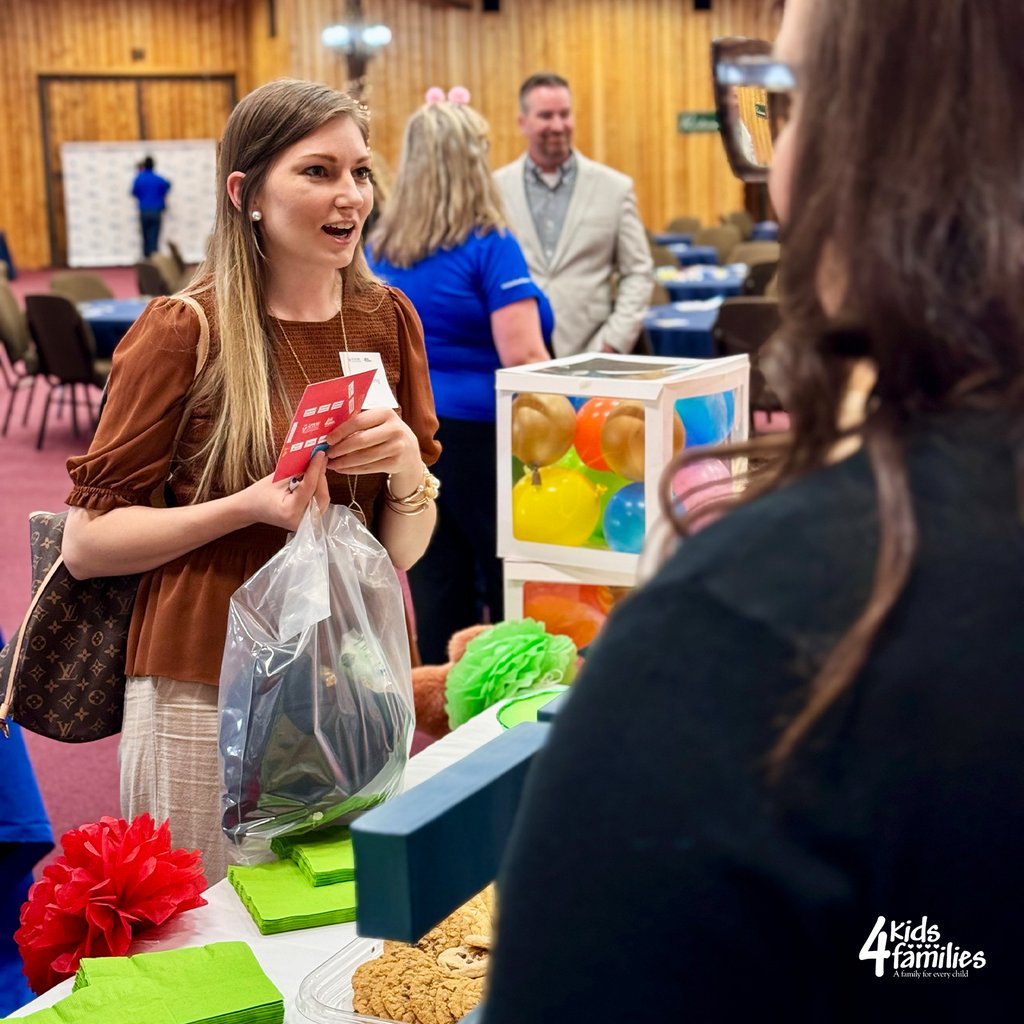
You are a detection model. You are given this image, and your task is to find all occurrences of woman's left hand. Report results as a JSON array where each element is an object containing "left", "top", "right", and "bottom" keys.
[{"left": 323, "top": 407, "right": 421, "bottom": 478}]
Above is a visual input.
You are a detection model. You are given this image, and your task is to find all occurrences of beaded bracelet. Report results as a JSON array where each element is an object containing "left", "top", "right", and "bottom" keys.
[{"left": 384, "top": 463, "right": 440, "bottom": 516}]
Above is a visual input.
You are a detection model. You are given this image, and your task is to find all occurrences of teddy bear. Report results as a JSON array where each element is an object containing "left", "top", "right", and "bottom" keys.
[{"left": 412, "top": 625, "right": 490, "bottom": 739}]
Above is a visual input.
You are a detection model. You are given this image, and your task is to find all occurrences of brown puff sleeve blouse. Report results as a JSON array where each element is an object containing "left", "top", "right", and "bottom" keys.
[{"left": 66, "top": 284, "right": 440, "bottom": 687}]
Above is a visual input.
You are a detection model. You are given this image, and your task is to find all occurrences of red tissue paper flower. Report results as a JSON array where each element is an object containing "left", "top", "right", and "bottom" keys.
[{"left": 15, "top": 814, "right": 208, "bottom": 994}]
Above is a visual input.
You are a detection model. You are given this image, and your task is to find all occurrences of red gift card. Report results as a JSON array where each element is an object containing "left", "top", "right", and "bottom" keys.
[{"left": 273, "top": 370, "right": 376, "bottom": 482}]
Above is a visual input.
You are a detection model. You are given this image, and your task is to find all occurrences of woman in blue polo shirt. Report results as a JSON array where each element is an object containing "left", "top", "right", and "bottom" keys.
[{"left": 368, "top": 88, "right": 552, "bottom": 664}]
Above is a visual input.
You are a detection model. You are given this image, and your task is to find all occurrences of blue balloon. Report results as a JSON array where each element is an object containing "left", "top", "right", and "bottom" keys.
[
  {"left": 568, "top": 395, "right": 588, "bottom": 411},
  {"left": 723, "top": 389, "right": 736, "bottom": 428},
  {"left": 675, "top": 392, "right": 734, "bottom": 447},
  {"left": 603, "top": 482, "right": 646, "bottom": 553}
]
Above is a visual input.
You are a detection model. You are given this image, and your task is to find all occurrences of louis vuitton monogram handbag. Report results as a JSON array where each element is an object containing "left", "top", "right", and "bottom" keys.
[
  {"left": 0, "top": 295, "right": 209, "bottom": 742},
  {"left": 0, "top": 513, "right": 138, "bottom": 741}
]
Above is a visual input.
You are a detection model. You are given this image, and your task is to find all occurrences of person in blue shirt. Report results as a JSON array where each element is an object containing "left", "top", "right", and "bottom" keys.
[
  {"left": 368, "top": 87, "right": 553, "bottom": 664},
  {"left": 131, "top": 155, "right": 172, "bottom": 257}
]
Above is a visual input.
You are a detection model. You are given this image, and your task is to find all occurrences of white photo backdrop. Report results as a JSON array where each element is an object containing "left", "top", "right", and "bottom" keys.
[{"left": 61, "top": 140, "right": 217, "bottom": 267}]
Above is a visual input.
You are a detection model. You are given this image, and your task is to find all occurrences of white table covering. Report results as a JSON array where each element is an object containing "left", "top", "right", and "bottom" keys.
[{"left": 10, "top": 708, "right": 506, "bottom": 1021}]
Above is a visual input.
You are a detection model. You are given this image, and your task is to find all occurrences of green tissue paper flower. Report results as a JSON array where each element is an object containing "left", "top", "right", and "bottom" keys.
[{"left": 444, "top": 619, "right": 576, "bottom": 729}]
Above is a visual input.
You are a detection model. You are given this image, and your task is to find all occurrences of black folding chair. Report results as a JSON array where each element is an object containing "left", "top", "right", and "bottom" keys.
[
  {"left": 711, "top": 297, "right": 784, "bottom": 425},
  {"left": 25, "top": 294, "right": 111, "bottom": 449},
  {"left": 743, "top": 260, "right": 779, "bottom": 296},
  {"left": 0, "top": 278, "right": 40, "bottom": 435}
]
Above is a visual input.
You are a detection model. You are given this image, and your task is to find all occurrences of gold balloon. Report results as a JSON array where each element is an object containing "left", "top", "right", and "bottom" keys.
[
  {"left": 511, "top": 393, "right": 578, "bottom": 467},
  {"left": 599, "top": 401, "right": 685, "bottom": 481}
]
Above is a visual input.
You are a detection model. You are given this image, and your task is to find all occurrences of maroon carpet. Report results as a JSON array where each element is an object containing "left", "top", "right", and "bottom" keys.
[{"left": 0, "top": 361, "right": 117, "bottom": 876}]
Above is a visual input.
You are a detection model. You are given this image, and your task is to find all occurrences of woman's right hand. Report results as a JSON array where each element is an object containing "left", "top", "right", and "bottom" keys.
[{"left": 239, "top": 450, "right": 330, "bottom": 532}]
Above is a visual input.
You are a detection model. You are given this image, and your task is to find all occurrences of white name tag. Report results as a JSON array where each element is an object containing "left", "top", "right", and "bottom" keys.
[{"left": 339, "top": 351, "right": 399, "bottom": 409}]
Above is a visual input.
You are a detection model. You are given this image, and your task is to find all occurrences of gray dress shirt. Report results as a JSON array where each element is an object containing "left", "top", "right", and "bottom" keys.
[{"left": 523, "top": 154, "right": 577, "bottom": 266}]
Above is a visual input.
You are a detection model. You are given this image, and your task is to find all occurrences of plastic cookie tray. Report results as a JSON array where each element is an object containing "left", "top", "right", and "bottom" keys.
[{"left": 296, "top": 936, "right": 396, "bottom": 1023}]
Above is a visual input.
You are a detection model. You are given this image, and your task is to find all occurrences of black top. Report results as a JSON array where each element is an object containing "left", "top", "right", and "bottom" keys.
[{"left": 484, "top": 412, "right": 1023, "bottom": 1022}]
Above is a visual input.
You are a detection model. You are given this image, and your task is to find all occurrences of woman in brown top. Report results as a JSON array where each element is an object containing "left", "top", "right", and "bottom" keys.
[{"left": 61, "top": 79, "right": 440, "bottom": 883}]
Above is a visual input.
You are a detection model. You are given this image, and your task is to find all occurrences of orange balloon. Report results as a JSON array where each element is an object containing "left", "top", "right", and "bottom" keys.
[
  {"left": 523, "top": 582, "right": 616, "bottom": 616},
  {"left": 511, "top": 393, "right": 577, "bottom": 467},
  {"left": 522, "top": 593, "right": 607, "bottom": 650},
  {"left": 599, "top": 401, "right": 685, "bottom": 481},
  {"left": 574, "top": 398, "right": 620, "bottom": 471}
]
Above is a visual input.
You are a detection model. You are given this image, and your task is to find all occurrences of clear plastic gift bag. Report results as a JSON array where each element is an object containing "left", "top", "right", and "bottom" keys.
[{"left": 218, "top": 501, "right": 414, "bottom": 858}]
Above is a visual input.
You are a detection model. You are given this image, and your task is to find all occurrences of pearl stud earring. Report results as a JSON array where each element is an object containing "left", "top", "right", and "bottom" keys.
[{"left": 251, "top": 210, "right": 262, "bottom": 222}]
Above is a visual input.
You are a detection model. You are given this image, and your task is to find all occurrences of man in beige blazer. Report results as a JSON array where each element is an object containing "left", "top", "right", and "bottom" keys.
[{"left": 494, "top": 72, "right": 654, "bottom": 357}]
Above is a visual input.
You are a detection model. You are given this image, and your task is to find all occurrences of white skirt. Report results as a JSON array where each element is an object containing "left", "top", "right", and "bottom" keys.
[{"left": 119, "top": 675, "right": 236, "bottom": 885}]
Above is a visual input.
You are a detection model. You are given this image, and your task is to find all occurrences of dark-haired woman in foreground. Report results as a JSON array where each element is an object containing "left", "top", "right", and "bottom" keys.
[{"left": 483, "top": 0, "right": 1024, "bottom": 1019}]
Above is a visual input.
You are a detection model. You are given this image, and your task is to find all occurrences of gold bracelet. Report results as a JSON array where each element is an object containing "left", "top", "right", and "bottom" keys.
[{"left": 385, "top": 463, "right": 440, "bottom": 515}]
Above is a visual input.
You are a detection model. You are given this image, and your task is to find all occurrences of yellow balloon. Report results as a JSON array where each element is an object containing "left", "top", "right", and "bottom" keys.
[
  {"left": 511, "top": 393, "right": 577, "bottom": 467},
  {"left": 599, "top": 401, "right": 685, "bottom": 481},
  {"left": 512, "top": 467, "right": 601, "bottom": 546}
]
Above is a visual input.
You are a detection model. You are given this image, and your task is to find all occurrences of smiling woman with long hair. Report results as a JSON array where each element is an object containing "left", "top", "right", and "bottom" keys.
[
  {"left": 60, "top": 79, "right": 440, "bottom": 883},
  {"left": 483, "top": 1, "right": 1024, "bottom": 1019}
]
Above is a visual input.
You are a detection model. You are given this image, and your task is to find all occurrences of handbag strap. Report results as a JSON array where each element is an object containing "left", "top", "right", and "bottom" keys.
[
  {"left": 0, "top": 555, "right": 66, "bottom": 736},
  {"left": 1, "top": 295, "right": 212, "bottom": 737},
  {"left": 164, "top": 294, "right": 211, "bottom": 490}
]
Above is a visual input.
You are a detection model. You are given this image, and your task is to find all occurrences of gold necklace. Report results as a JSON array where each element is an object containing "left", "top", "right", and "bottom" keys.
[{"left": 272, "top": 280, "right": 363, "bottom": 522}]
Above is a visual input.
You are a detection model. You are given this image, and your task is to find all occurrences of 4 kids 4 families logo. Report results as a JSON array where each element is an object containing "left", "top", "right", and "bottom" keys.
[{"left": 860, "top": 917, "right": 986, "bottom": 979}]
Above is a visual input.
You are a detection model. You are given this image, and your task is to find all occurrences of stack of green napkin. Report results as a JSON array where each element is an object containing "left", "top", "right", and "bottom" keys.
[
  {"left": 228, "top": 858, "right": 357, "bottom": 935},
  {"left": 270, "top": 825, "right": 356, "bottom": 886},
  {"left": 16, "top": 942, "right": 283, "bottom": 1024}
]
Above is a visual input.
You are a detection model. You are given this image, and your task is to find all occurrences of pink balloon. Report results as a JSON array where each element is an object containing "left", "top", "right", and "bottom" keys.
[{"left": 671, "top": 458, "right": 733, "bottom": 521}]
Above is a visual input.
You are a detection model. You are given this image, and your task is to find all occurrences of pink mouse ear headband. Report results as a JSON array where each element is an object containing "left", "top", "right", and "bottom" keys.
[{"left": 425, "top": 86, "right": 471, "bottom": 105}]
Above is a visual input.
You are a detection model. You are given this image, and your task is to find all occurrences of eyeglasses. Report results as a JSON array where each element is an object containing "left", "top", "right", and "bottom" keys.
[{"left": 712, "top": 37, "right": 797, "bottom": 183}]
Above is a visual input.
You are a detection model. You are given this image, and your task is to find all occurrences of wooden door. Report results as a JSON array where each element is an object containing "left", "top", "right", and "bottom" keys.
[
  {"left": 42, "top": 76, "right": 235, "bottom": 265},
  {"left": 43, "top": 79, "right": 140, "bottom": 265},
  {"left": 138, "top": 78, "right": 235, "bottom": 140}
]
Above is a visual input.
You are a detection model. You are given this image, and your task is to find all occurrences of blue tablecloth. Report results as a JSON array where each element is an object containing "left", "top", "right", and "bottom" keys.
[
  {"left": 79, "top": 297, "right": 150, "bottom": 359},
  {"left": 644, "top": 301, "right": 721, "bottom": 357},
  {"left": 651, "top": 231, "right": 694, "bottom": 247},
  {"left": 752, "top": 221, "right": 779, "bottom": 241},
  {"left": 0, "top": 230, "right": 16, "bottom": 280},
  {"left": 666, "top": 243, "right": 720, "bottom": 267},
  {"left": 0, "top": 708, "right": 54, "bottom": 1016},
  {"left": 661, "top": 264, "right": 746, "bottom": 302}
]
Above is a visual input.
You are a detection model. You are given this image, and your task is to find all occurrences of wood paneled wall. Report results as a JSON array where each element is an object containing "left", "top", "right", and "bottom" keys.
[
  {"left": 1, "top": 0, "right": 778, "bottom": 269},
  {"left": 269, "top": 0, "right": 780, "bottom": 237},
  {"left": 0, "top": 0, "right": 250, "bottom": 269}
]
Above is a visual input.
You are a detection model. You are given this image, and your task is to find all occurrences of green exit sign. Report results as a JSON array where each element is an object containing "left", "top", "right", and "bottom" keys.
[{"left": 677, "top": 111, "right": 719, "bottom": 134}]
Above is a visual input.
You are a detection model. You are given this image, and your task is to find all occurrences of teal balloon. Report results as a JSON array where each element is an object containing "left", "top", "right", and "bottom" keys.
[
  {"left": 676, "top": 393, "right": 733, "bottom": 447},
  {"left": 511, "top": 455, "right": 527, "bottom": 483},
  {"left": 723, "top": 390, "right": 736, "bottom": 429},
  {"left": 603, "top": 482, "right": 646, "bottom": 553}
]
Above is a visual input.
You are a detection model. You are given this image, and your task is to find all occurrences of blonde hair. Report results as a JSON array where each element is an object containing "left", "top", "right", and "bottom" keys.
[
  {"left": 183, "top": 78, "right": 378, "bottom": 500},
  {"left": 369, "top": 101, "right": 507, "bottom": 267}
]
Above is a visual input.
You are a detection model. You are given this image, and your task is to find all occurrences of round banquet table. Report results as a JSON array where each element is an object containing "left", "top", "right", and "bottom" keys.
[
  {"left": 643, "top": 300, "right": 723, "bottom": 358},
  {"left": 78, "top": 297, "right": 151, "bottom": 359},
  {"left": 665, "top": 243, "right": 720, "bottom": 267},
  {"left": 650, "top": 231, "right": 694, "bottom": 247},
  {"left": 660, "top": 264, "right": 747, "bottom": 302},
  {"left": 0, "top": 716, "right": 54, "bottom": 1016}
]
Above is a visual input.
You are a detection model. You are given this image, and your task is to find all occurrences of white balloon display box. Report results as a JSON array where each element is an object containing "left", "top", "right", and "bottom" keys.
[{"left": 496, "top": 352, "right": 750, "bottom": 574}]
